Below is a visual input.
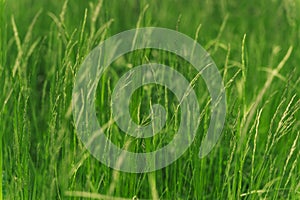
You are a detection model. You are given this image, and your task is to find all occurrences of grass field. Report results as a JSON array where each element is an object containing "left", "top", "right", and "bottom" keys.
[{"left": 1, "top": 0, "right": 300, "bottom": 199}]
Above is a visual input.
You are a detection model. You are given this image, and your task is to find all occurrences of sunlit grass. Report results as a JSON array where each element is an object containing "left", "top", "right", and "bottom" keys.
[{"left": 1, "top": 0, "right": 299, "bottom": 199}]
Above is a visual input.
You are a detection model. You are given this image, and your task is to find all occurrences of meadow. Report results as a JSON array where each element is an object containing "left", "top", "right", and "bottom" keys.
[{"left": 1, "top": 0, "right": 300, "bottom": 199}]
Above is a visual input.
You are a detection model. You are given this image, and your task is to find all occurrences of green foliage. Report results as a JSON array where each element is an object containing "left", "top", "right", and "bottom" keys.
[{"left": 1, "top": 0, "right": 300, "bottom": 199}]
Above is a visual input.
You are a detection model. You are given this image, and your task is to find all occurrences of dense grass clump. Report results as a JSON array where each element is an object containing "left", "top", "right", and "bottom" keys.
[{"left": 1, "top": 0, "right": 299, "bottom": 199}]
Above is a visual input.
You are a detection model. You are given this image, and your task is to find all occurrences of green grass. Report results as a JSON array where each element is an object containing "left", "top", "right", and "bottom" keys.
[{"left": 1, "top": 0, "right": 300, "bottom": 199}]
